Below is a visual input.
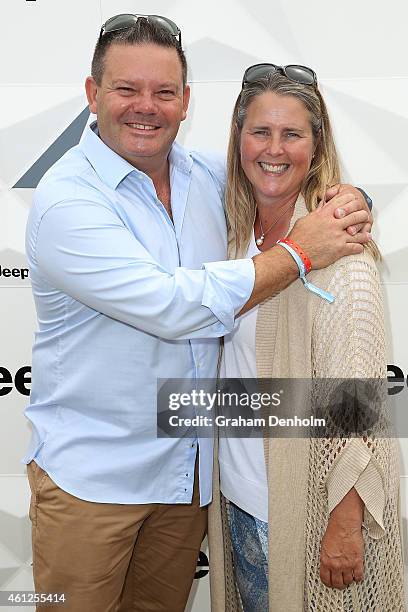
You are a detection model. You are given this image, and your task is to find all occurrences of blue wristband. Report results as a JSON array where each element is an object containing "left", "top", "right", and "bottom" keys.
[{"left": 277, "top": 241, "right": 335, "bottom": 304}]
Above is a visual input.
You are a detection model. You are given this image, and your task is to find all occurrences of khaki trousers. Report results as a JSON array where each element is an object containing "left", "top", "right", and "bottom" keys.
[{"left": 27, "top": 460, "right": 207, "bottom": 612}]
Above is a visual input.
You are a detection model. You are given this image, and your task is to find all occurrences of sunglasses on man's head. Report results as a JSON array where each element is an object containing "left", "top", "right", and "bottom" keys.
[
  {"left": 100, "top": 13, "right": 182, "bottom": 46},
  {"left": 242, "top": 64, "right": 317, "bottom": 88}
]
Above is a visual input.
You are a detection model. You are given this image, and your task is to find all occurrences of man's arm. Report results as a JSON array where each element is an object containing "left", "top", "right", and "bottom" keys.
[
  {"left": 32, "top": 199, "right": 254, "bottom": 340},
  {"left": 32, "top": 191, "right": 368, "bottom": 339}
]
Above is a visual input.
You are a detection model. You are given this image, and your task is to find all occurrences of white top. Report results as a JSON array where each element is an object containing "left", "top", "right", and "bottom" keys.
[{"left": 219, "top": 235, "right": 268, "bottom": 522}]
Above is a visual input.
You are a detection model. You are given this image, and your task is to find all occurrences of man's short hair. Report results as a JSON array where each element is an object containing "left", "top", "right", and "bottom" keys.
[{"left": 91, "top": 17, "right": 188, "bottom": 87}]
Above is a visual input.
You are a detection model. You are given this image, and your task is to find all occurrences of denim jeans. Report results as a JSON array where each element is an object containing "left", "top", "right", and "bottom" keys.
[{"left": 228, "top": 501, "right": 269, "bottom": 612}]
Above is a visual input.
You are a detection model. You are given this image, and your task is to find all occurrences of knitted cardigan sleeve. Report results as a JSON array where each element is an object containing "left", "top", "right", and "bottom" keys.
[{"left": 311, "top": 254, "right": 389, "bottom": 539}]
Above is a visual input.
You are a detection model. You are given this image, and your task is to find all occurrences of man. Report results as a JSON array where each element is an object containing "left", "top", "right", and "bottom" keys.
[{"left": 24, "top": 15, "right": 371, "bottom": 612}]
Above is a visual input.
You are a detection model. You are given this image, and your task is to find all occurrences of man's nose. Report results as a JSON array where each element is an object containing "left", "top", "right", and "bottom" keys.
[{"left": 132, "top": 91, "right": 158, "bottom": 114}]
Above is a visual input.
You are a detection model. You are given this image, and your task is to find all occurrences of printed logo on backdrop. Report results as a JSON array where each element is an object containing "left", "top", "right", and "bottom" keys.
[
  {"left": 1, "top": 107, "right": 90, "bottom": 285},
  {"left": 195, "top": 551, "right": 209, "bottom": 579},
  {"left": 388, "top": 365, "right": 408, "bottom": 395},
  {"left": 2, "top": 364, "right": 407, "bottom": 400},
  {"left": 0, "top": 367, "right": 31, "bottom": 397},
  {"left": 0, "top": 250, "right": 29, "bottom": 287},
  {"left": 13, "top": 107, "right": 90, "bottom": 190}
]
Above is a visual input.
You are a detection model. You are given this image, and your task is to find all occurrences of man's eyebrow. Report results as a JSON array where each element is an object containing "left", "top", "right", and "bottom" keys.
[
  {"left": 110, "top": 79, "right": 136, "bottom": 87},
  {"left": 111, "top": 79, "right": 179, "bottom": 88}
]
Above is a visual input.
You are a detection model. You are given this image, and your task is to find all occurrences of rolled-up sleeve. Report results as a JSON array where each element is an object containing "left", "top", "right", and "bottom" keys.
[
  {"left": 202, "top": 259, "right": 254, "bottom": 331},
  {"left": 31, "top": 199, "right": 255, "bottom": 340}
]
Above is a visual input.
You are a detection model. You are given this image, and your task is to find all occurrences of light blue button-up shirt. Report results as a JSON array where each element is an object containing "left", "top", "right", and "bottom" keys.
[{"left": 24, "top": 123, "right": 255, "bottom": 505}]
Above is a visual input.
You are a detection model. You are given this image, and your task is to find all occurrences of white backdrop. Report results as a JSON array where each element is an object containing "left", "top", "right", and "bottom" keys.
[{"left": 1, "top": 1, "right": 407, "bottom": 610}]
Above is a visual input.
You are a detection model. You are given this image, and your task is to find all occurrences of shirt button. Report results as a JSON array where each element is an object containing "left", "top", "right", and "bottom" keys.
[{"left": 191, "top": 443, "right": 196, "bottom": 448}]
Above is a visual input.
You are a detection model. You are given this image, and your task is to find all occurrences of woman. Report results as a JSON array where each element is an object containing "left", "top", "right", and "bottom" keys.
[{"left": 209, "top": 65, "right": 404, "bottom": 611}]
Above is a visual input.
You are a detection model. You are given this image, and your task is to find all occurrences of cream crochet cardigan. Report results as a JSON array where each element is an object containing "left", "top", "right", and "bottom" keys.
[{"left": 208, "top": 199, "right": 405, "bottom": 611}]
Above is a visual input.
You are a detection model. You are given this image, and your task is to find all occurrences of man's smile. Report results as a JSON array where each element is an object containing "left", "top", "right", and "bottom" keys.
[{"left": 125, "top": 123, "right": 160, "bottom": 131}]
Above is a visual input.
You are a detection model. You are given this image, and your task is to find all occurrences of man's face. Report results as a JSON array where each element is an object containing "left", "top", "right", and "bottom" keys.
[{"left": 86, "top": 43, "right": 190, "bottom": 173}]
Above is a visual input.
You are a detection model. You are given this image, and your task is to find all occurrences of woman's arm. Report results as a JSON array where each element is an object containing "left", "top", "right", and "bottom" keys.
[
  {"left": 320, "top": 488, "right": 364, "bottom": 589},
  {"left": 311, "top": 252, "right": 389, "bottom": 589}
]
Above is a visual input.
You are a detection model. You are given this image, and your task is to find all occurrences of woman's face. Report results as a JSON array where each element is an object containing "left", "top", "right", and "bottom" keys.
[{"left": 240, "top": 92, "right": 316, "bottom": 207}]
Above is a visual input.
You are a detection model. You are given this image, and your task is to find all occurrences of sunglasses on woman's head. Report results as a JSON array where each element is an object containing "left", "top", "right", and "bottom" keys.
[
  {"left": 100, "top": 13, "right": 182, "bottom": 46},
  {"left": 242, "top": 64, "right": 317, "bottom": 87}
]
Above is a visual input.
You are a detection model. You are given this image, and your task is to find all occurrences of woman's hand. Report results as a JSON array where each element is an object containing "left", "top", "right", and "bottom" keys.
[
  {"left": 320, "top": 488, "right": 365, "bottom": 589},
  {"left": 320, "top": 517, "right": 364, "bottom": 589}
]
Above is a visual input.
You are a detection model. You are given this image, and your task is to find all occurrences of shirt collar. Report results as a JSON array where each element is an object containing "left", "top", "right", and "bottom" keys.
[
  {"left": 80, "top": 121, "right": 193, "bottom": 190},
  {"left": 169, "top": 141, "right": 193, "bottom": 176}
]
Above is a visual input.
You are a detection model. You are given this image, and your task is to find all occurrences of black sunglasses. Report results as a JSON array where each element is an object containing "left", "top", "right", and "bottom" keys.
[
  {"left": 100, "top": 13, "right": 182, "bottom": 46},
  {"left": 242, "top": 63, "right": 317, "bottom": 87}
]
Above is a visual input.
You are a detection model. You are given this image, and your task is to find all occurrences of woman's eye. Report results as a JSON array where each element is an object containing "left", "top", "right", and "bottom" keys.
[{"left": 286, "top": 132, "right": 300, "bottom": 138}]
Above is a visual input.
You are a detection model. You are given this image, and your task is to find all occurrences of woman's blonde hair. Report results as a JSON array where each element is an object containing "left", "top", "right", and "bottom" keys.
[{"left": 225, "top": 71, "right": 379, "bottom": 260}]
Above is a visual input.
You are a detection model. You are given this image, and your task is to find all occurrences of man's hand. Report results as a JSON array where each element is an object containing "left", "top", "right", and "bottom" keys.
[
  {"left": 288, "top": 191, "right": 370, "bottom": 270},
  {"left": 325, "top": 184, "right": 373, "bottom": 236},
  {"left": 241, "top": 188, "right": 371, "bottom": 312},
  {"left": 320, "top": 517, "right": 364, "bottom": 590}
]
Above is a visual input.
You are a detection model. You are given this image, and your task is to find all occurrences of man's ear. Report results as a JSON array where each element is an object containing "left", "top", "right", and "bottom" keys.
[
  {"left": 181, "top": 84, "right": 191, "bottom": 121},
  {"left": 85, "top": 76, "right": 98, "bottom": 115}
]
